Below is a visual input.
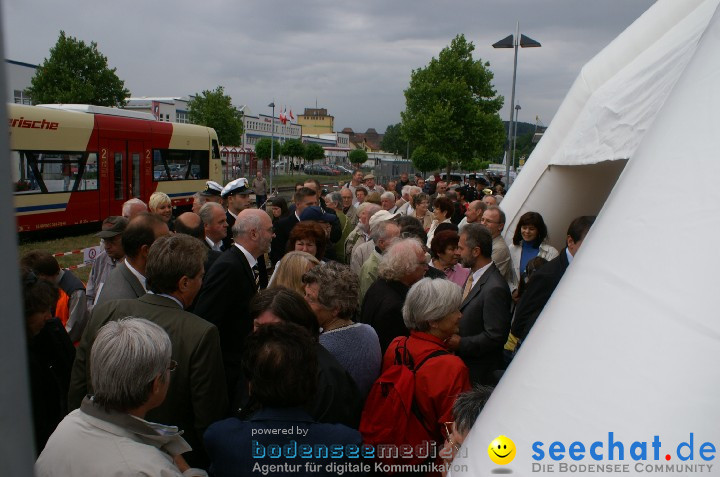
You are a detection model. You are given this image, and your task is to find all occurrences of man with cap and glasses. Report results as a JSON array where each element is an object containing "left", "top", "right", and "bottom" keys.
[
  {"left": 363, "top": 173, "right": 385, "bottom": 194},
  {"left": 86, "top": 216, "right": 128, "bottom": 312}
]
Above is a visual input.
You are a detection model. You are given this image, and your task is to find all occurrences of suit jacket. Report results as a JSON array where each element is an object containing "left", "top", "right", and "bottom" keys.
[
  {"left": 68, "top": 294, "right": 227, "bottom": 468},
  {"left": 360, "top": 278, "right": 410, "bottom": 355},
  {"left": 94, "top": 261, "right": 145, "bottom": 306},
  {"left": 511, "top": 249, "right": 569, "bottom": 342},
  {"left": 194, "top": 245, "right": 257, "bottom": 398},
  {"left": 458, "top": 263, "right": 512, "bottom": 384}
]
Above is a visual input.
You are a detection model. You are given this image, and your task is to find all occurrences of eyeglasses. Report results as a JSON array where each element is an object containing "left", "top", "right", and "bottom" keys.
[
  {"left": 167, "top": 360, "right": 178, "bottom": 373},
  {"left": 443, "top": 422, "right": 461, "bottom": 452}
]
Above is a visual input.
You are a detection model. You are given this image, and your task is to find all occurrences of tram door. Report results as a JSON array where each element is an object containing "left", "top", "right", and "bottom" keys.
[{"left": 104, "top": 140, "right": 145, "bottom": 217}]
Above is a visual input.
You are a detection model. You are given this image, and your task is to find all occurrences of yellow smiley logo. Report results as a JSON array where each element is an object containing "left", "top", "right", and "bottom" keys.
[{"left": 488, "top": 435, "right": 516, "bottom": 465}]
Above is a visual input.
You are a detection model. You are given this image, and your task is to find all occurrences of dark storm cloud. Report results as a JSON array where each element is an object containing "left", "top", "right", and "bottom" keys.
[{"left": 4, "top": 0, "right": 655, "bottom": 133}]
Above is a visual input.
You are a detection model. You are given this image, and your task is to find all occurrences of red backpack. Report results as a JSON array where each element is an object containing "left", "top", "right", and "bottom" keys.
[{"left": 359, "top": 337, "right": 448, "bottom": 467}]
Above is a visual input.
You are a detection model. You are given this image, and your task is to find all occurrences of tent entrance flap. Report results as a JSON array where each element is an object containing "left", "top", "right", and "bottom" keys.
[{"left": 508, "top": 160, "right": 627, "bottom": 251}]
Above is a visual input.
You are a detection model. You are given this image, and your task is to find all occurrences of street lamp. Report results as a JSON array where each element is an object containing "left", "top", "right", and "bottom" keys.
[
  {"left": 512, "top": 104, "right": 521, "bottom": 175},
  {"left": 268, "top": 102, "right": 275, "bottom": 194},
  {"left": 493, "top": 23, "right": 540, "bottom": 187}
]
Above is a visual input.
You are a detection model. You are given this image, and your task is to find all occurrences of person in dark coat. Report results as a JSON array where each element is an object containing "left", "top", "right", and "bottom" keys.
[
  {"left": 447, "top": 223, "right": 511, "bottom": 385},
  {"left": 205, "top": 322, "right": 363, "bottom": 477},
  {"left": 360, "top": 238, "right": 429, "bottom": 354},
  {"left": 511, "top": 216, "right": 596, "bottom": 345},
  {"left": 194, "top": 209, "right": 275, "bottom": 403},
  {"left": 244, "top": 287, "right": 362, "bottom": 429},
  {"left": 22, "top": 267, "right": 75, "bottom": 455}
]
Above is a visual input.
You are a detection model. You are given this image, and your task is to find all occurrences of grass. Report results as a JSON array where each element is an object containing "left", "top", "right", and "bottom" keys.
[{"left": 19, "top": 232, "right": 99, "bottom": 283}]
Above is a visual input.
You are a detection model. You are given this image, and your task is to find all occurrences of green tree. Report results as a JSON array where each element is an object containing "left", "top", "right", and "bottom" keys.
[
  {"left": 304, "top": 143, "right": 325, "bottom": 163},
  {"left": 281, "top": 139, "right": 305, "bottom": 162},
  {"left": 401, "top": 34, "right": 505, "bottom": 175},
  {"left": 381, "top": 123, "right": 412, "bottom": 157},
  {"left": 348, "top": 149, "right": 369, "bottom": 168},
  {"left": 255, "top": 138, "right": 281, "bottom": 161},
  {"left": 188, "top": 86, "right": 243, "bottom": 146},
  {"left": 411, "top": 146, "right": 443, "bottom": 173},
  {"left": 27, "top": 31, "right": 129, "bottom": 106}
]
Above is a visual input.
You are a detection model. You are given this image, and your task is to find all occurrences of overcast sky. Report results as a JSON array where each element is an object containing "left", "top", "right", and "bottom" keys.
[{"left": 3, "top": 0, "right": 655, "bottom": 133}]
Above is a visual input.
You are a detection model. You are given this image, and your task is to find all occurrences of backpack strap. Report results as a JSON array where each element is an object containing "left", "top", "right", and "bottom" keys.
[{"left": 408, "top": 347, "right": 450, "bottom": 437}]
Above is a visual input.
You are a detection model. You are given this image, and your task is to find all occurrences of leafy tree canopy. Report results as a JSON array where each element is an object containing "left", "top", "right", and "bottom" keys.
[
  {"left": 381, "top": 123, "right": 412, "bottom": 157},
  {"left": 401, "top": 34, "right": 506, "bottom": 173},
  {"left": 411, "top": 146, "right": 444, "bottom": 173},
  {"left": 255, "top": 138, "right": 281, "bottom": 161},
  {"left": 188, "top": 86, "right": 243, "bottom": 146},
  {"left": 281, "top": 138, "right": 305, "bottom": 159},
  {"left": 27, "top": 31, "right": 129, "bottom": 107},
  {"left": 304, "top": 143, "right": 325, "bottom": 163},
  {"left": 348, "top": 149, "right": 369, "bottom": 167}
]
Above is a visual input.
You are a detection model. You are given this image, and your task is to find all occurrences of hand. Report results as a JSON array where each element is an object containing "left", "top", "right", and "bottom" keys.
[
  {"left": 444, "top": 334, "right": 461, "bottom": 351},
  {"left": 173, "top": 454, "right": 190, "bottom": 473}
]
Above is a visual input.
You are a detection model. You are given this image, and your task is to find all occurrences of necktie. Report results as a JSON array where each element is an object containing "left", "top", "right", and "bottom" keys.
[
  {"left": 252, "top": 265, "right": 260, "bottom": 289},
  {"left": 462, "top": 274, "right": 474, "bottom": 301}
]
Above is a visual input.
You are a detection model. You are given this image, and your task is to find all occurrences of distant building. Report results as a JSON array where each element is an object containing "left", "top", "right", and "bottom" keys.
[
  {"left": 298, "top": 108, "right": 334, "bottom": 134},
  {"left": 243, "top": 114, "right": 301, "bottom": 150},
  {"left": 124, "top": 97, "right": 191, "bottom": 123},
  {"left": 341, "top": 128, "right": 384, "bottom": 152},
  {"left": 302, "top": 132, "right": 350, "bottom": 163},
  {"left": 7, "top": 59, "right": 37, "bottom": 105}
]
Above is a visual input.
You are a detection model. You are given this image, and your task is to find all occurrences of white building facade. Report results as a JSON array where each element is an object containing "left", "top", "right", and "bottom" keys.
[{"left": 7, "top": 60, "right": 37, "bottom": 104}]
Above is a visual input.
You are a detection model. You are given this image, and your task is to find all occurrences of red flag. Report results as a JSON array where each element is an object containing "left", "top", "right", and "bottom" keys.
[
  {"left": 279, "top": 106, "right": 287, "bottom": 124},
  {"left": 289, "top": 109, "right": 295, "bottom": 120}
]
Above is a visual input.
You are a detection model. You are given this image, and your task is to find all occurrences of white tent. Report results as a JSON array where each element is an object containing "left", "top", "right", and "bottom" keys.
[{"left": 455, "top": 0, "right": 720, "bottom": 475}]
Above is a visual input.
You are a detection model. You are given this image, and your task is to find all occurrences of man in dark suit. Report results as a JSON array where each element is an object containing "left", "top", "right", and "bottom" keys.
[
  {"left": 194, "top": 209, "right": 275, "bottom": 402},
  {"left": 94, "top": 213, "right": 169, "bottom": 306},
  {"left": 511, "top": 216, "right": 596, "bottom": 345},
  {"left": 447, "top": 223, "right": 512, "bottom": 384},
  {"left": 270, "top": 187, "right": 318, "bottom": 265},
  {"left": 69, "top": 234, "right": 227, "bottom": 469}
]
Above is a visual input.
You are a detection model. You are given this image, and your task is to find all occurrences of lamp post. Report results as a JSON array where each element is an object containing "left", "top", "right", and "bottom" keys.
[
  {"left": 493, "top": 23, "right": 540, "bottom": 187},
  {"left": 512, "top": 104, "right": 521, "bottom": 176},
  {"left": 268, "top": 102, "right": 275, "bottom": 194}
]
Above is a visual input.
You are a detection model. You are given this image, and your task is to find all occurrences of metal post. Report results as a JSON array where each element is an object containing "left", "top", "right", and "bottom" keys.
[
  {"left": 268, "top": 102, "right": 275, "bottom": 194},
  {"left": 506, "top": 22, "right": 519, "bottom": 188},
  {"left": 512, "top": 104, "right": 521, "bottom": 178}
]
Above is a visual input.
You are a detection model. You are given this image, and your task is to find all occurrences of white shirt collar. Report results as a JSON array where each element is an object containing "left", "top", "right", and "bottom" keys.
[
  {"left": 234, "top": 243, "right": 257, "bottom": 268},
  {"left": 205, "top": 236, "right": 222, "bottom": 251},
  {"left": 566, "top": 247, "right": 574, "bottom": 264},
  {"left": 124, "top": 258, "right": 147, "bottom": 291},
  {"left": 227, "top": 209, "right": 238, "bottom": 220},
  {"left": 295, "top": 211, "right": 302, "bottom": 221},
  {"left": 149, "top": 292, "right": 184, "bottom": 309},
  {"left": 470, "top": 261, "right": 493, "bottom": 287}
]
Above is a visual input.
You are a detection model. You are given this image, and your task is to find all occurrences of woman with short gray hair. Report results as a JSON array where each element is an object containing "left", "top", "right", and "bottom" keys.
[
  {"left": 402, "top": 277, "right": 463, "bottom": 332},
  {"left": 302, "top": 262, "right": 381, "bottom": 397},
  {"left": 379, "top": 278, "right": 470, "bottom": 450},
  {"left": 37, "top": 318, "right": 207, "bottom": 476}
]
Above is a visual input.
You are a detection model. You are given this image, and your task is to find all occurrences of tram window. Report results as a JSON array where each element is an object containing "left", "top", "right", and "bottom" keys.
[
  {"left": 114, "top": 153, "right": 124, "bottom": 200},
  {"left": 212, "top": 139, "right": 220, "bottom": 159},
  {"left": 12, "top": 151, "right": 99, "bottom": 194},
  {"left": 153, "top": 149, "right": 209, "bottom": 181}
]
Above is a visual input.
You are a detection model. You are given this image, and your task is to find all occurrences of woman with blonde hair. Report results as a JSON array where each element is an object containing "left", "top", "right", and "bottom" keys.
[
  {"left": 148, "top": 191, "right": 173, "bottom": 228},
  {"left": 268, "top": 251, "right": 320, "bottom": 295}
]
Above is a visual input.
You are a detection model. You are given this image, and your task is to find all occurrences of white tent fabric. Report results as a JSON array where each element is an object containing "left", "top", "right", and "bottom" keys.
[
  {"left": 455, "top": 0, "right": 720, "bottom": 475},
  {"left": 501, "top": 0, "right": 719, "bottom": 251}
]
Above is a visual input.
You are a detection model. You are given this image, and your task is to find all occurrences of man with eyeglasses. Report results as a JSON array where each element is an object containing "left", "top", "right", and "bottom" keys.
[
  {"left": 480, "top": 205, "right": 513, "bottom": 282},
  {"left": 70, "top": 234, "right": 227, "bottom": 469},
  {"left": 38, "top": 318, "right": 208, "bottom": 477}
]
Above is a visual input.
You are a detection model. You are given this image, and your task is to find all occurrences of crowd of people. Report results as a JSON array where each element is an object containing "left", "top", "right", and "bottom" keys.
[{"left": 23, "top": 169, "right": 595, "bottom": 476}]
